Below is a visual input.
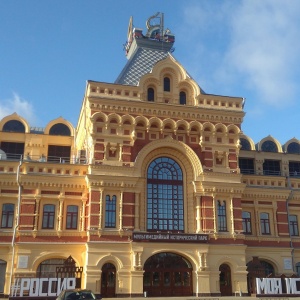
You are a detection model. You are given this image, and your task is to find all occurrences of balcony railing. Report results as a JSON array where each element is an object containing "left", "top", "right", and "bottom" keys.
[
  {"left": 240, "top": 168, "right": 300, "bottom": 177},
  {"left": 0, "top": 153, "right": 87, "bottom": 164}
]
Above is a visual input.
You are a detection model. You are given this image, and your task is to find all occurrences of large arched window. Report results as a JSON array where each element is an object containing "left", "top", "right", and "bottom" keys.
[
  {"left": 287, "top": 142, "right": 300, "bottom": 154},
  {"left": 147, "top": 157, "right": 184, "bottom": 232},
  {"left": 3, "top": 120, "right": 25, "bottom": 133},
  {"left": 240, "top": 138, "right": 251, "bottom": 151},
  {"left": 37, "top": 258, "right": 66, "bottom": 278},
  {"left": 49, "top": 123, "right": 71, "bottom": 136},
  {"left": 261, "top": 140, "right": 278, "bottom": 152}
]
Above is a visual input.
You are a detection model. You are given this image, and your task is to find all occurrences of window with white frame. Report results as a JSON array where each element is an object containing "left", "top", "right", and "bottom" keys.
[
  {"left": 105, "top": 195, "right": 117, "bottom": 228},
  {"left": 260, "top": 212, "right": 270, "bottom": 235},
  {"left": 242, "top": 211, "right": 252, "bottom": 234},
  {"left": 1, "top": 203, "right": 14, "bottom": 228},
  {"left": 289, "top": 214, "right": 299, "bottom": 236},
  {"left": 42, "top": 204, "right": 55, "bottom": 229},
  {"left": 217, "top": 201, "right": 227, "bottom": 232},
  {"left": 66, "top": 205, "right": 78, "bottom": 229}
]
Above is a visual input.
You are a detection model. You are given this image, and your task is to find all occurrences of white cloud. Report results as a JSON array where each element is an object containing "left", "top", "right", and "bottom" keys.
[
  {"left": 226, "top": 0, "right": 300, "bottom": 106},
  {"left": 181, "top": 0, "right": 300, "bottom": 107},
  {"left": 0, "top": 93, "right": 38, "bottom": 124}
]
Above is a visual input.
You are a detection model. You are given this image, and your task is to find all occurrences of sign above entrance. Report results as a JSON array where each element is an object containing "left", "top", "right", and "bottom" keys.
[{"left": 133, "top": 232, "right": 208, "bottom": 243}]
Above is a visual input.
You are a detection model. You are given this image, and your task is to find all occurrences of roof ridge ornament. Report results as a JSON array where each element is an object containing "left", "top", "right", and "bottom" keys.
[{"left": 123, "top": 12, "right": 175, "bottom": 57}]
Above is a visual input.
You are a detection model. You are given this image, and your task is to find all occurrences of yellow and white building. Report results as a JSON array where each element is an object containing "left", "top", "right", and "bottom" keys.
[{"left": 1, "top": 13, "right": 300, "bottom": 298}]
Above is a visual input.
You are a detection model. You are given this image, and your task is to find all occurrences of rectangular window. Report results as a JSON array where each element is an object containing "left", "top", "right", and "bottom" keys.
[
  {"left": 289, "top": 162, "right": 300, "bottom": 177},
  {"left": 289, "top": 215, "right": 299, "bottom": 236},
  {"left": 0, "top": 142, "right": 24, "bottom": 160},
  {"left": 105, "top": 195, "right": 116, "bottom": 228},
  {"left": 66, "top": 205, "right": 78, "bottom": 229},
  {"left": 260, "top": 212, "right": 270, "bottom": 235},
  {"left": 263, "top": 160, "right": 281, "bottom": 176},
  {"left": 239, "top": 158, "right": 255, "bottom": 174},
  {"left": 242, "top": 211, "right": 252, "bottom": 234},
  {"left": 42, "top": 204, "right": 55, "bottom": 229},
  {"left": 47, "top": 145, "right": 71, "bottom": 163},
  {"left": 1, "top": 203, "right": 14, "bottom": 228},
  {"left": 217, "top": 201, "right": 227, "bottom": 232}
]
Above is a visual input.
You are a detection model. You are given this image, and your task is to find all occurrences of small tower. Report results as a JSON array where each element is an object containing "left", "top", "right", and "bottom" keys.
[{"left": 116, "top": 12, "right": 175, "bottom": 86}]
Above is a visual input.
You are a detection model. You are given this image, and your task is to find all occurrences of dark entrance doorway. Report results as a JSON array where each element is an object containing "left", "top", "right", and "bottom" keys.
[
  {"left": 219, "top": 264, "right": 232, "bottom": 296},
  {"left": 247, "top": 256, "right": 275, "bottom": 295},
  {"left": 0, "top": 260, "right": 6, "bottom": 296},
  {"left": 143, "top": 252, "right": 193, "bottom": 297},
  {"left": 101, "top": 263, "right": 116, "bottom": 298}
]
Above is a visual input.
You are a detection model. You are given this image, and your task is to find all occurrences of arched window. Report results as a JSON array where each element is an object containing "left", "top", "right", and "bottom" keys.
[
  {"left": 42, "top": 204, "right": 55, "bottom": 229},
  {"left": 240, "top": 138, "right": 251, "bottom": 150},
  {"left": 179, "top": 91, "right": 186, "bottom": 105},
  {"left": 105, "top": 195, "right": 116, "bottom": 228},
  {"left": 66, "top": 205, "right": 78, "bottom": 229},
  {"left": 49, "top": 123, "right": 71, "bottom": 136},
  {"left": 260, "top": 212, "right": 270, "bottom": 234},
  {"left": 217, "top": 201, "right": 227, "bottom": 232},
  {"left": 3, "top": 120, "right": 25, "bottom": 133},
  {"left": 1, "top": 203, "right": 14, "bottom": 228},
  {"left": 147, "top": 157, "right": 184, "bottom": 232},
  {"left": 164, "top": 77, "right": 171, "bottom": 92},
  {"left": 147, "top": 88, "right": 155, "bottom": 102},
  {"left": 260, "top": 261, "right": 274, "bottom": 276},
  {"left": 37, "top": 258, "right": 66, "bottom": 278},
  {"left": 261, "top": 140, "right": 278, "bottom": 152},
  {"left": 242, "top": 211, "right": 252, "bottom": 234},
  {"left": 287, "top": 142, "right": 300, "bottom": 154}
]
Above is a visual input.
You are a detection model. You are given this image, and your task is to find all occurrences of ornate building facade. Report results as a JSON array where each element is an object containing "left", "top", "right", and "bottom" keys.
[{"left": 1, "top": 13, "right": 300, "bottom": 298}]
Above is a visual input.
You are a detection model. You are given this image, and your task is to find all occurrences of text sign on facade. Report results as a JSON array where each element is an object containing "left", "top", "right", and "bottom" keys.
[
  {"left": 11, "top": 277, "right": 76, "bottom": 297},
  {"left": 256, "top": 278, "right": 300, "bottom": 295},
  {"left": 132, "top": 232, "right": 208, "bottom": 243}
]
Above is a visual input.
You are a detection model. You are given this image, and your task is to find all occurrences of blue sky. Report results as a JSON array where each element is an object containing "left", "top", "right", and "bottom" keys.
[{"left": 1, "top": 0, "right": 300, "bottom": 145}]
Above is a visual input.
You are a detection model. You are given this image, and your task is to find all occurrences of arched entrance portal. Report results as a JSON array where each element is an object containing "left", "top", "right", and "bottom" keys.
[
  {"left": 143, "top": 252, "right": 193, "bottom": 297},
  {"left": 101, "top": 263, "right": 116, "bottom": 298},
  {"left": 219, "top": 264, "right": 232, "bottom": 296},
  {"left": 247, "top": 257, "right": 275, "bottom": 295}
]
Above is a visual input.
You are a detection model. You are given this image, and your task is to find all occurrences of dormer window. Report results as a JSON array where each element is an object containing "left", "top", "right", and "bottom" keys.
[
  {"left": 147, "top": 88, "right": 155, "bottom": 101},
  {"left": 163, "top": 77, "right": 170, "bottom": 92},
  {"left": 179, "top": 91, "right": 186, "bottom": 105}
]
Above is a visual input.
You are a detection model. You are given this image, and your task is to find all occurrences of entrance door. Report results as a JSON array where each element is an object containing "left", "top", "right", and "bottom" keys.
[
  {"left": 143, "top": 252, "right": 193, "bottom": 297},
  {"left": 0, "top": 260, "right": 7, "bottom": 294},
  {"left": 101, "top": 263, "right": 116, "bottom": 298},
  {"left": 219, "top": 264, "right": 232, "bottom": 296}
]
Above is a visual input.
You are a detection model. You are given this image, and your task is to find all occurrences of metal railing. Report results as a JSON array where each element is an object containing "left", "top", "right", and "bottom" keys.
[
  {"left": 240, "top": 169, "right": 300, "bottom": 177},
  {"left": 0, "top": 153, "right": 87, "bottom": 164}
]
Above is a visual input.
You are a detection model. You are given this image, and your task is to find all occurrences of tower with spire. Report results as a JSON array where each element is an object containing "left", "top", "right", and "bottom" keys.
[{"left": 115, "top": 12, "right": 175, "bottom": 86}]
